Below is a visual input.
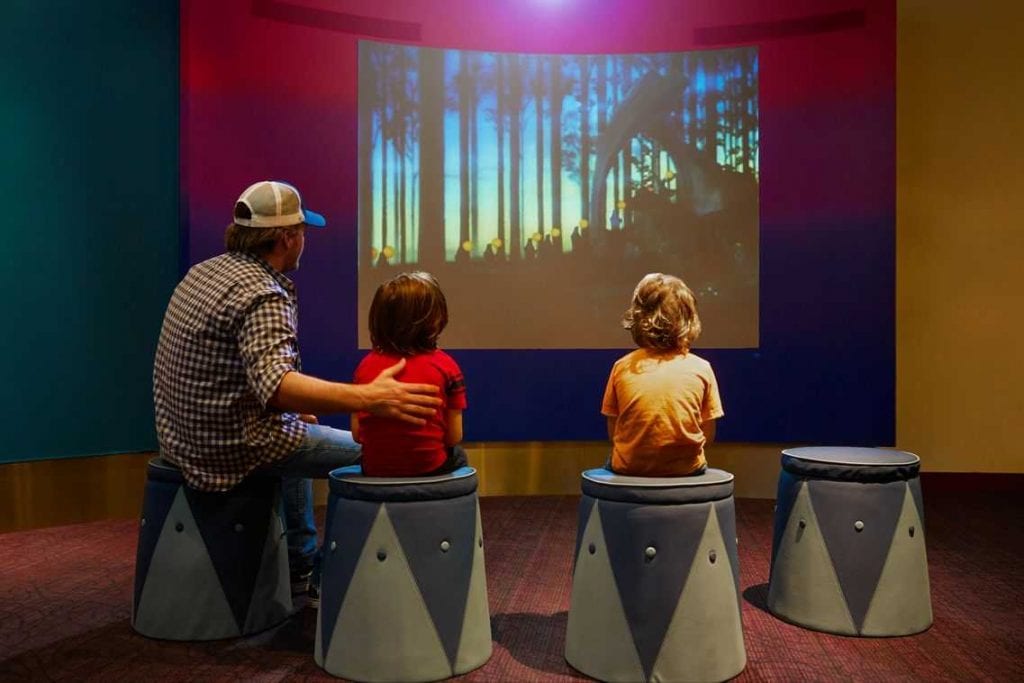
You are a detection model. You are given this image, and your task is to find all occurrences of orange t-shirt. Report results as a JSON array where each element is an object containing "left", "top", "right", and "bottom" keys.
[{"left": 601, "top": 348, "right": 724, "bottom": 476}]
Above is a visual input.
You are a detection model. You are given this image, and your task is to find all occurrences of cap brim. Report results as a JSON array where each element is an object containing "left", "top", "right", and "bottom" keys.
[{"left": 303, "top": 209, "right": 326, "bottom": 228}]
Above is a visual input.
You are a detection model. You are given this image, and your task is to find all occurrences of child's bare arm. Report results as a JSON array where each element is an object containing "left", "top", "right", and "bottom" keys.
[
  {"left": 445, "top": 410, "right": 463, "bottom": 446},
  {"left": 350, "top": 414, "right": 361, "bottom": 443},
  {"left": 701, "top": 419, "right": 717, "bottom": 445}
]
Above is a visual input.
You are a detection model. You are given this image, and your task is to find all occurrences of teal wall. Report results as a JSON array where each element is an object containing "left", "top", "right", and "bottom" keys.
[{"left": 0, "top": 2, "right": 180, "bottom": 462}]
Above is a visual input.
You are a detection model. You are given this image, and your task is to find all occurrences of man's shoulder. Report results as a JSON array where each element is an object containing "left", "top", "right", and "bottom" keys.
[{"left": 185, "top": 252, "right": 284, "bottom": 298}]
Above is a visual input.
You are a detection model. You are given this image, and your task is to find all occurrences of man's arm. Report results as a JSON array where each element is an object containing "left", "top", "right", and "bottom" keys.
[{"left": 269, "top": 359, "right": 441, "bottom": 425}]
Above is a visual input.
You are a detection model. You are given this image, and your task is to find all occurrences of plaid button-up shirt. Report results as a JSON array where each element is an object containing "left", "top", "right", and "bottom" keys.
[{"left": 153, "top": 251, "right": 307, "bottom": 491}]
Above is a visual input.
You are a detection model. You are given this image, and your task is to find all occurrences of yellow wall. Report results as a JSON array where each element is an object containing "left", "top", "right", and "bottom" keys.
[{"left": 896, "top": 0, "right": 1024, "bottom": 472}]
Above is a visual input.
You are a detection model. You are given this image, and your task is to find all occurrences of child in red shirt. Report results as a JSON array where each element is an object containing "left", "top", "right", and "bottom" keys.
[{"left": 352, "top": 272, "right": 468, "bottom": 476}]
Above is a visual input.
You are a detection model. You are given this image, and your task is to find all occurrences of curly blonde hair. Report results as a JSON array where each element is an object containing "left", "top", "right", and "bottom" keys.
[{"left": 622, "top": 273, "right": 702, "bottom": 352}]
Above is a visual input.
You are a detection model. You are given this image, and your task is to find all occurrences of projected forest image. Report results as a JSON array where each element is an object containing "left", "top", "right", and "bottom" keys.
[{"left": 357, "top": 42, "right": 759, "bottom": 349}]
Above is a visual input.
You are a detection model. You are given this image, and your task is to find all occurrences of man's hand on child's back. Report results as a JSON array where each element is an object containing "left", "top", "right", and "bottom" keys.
[{"left": 364, "top": 358, "right": 441, "bottom": 425}]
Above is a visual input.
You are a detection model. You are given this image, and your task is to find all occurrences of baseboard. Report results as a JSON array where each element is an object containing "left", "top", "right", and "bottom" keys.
[
  {"left": 920, "top": 471, "right": 1024, "bottom": 494},
  {"left": 3, "top": 446, "right": 1019, "bottom": 532}
]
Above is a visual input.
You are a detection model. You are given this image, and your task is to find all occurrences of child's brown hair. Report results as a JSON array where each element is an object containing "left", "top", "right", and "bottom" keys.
[
  {"left": 369, "top": 271, "right": 449, "bottom": 356},
  {"left": 622, "top": 273, "right": 702, "bottom": 352}
]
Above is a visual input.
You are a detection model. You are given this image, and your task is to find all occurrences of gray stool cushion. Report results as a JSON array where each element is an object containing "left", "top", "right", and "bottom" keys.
[
  {"left": 315, "top": 466, "right": 491, "bottom": 682},
  {"left": 132, "top": 458, "right": 292, "bottom": 640},
  {"left": 566, "top": 468, "right": 746, "bottom": 683},
  {"left": 768, "top": 447, "right": 932, "bottom": 636}
]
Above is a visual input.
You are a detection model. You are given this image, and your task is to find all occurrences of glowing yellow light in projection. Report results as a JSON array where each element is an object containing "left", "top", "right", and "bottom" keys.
[
  {"left": 579, "top": 219, "right": 589, "bottom": 228},
  {"left": 551, "top": 228, "right": 561, "bottom": 238},
  {"left": 616, "top": 201, "right": 626, "bottom": 210},
  {"left": 491, "top": 238, "right": 503, "bottom": 249},
  {"left": 382, "top": 246, "right": 395, "bottom": 259},
  {"left": 461, "top": 240, "right": 473, "bottom": 252},
  {"left": 664, "top": 170, "right": 676, "bottom": 181},
  {"left": 531, "top": 232, "right": 542, "bottom": 243}
]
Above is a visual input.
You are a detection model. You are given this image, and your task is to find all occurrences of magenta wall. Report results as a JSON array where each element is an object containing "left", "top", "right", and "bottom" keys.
[{"left": 182, "top": 0, "right": 895, "bottom": 443}]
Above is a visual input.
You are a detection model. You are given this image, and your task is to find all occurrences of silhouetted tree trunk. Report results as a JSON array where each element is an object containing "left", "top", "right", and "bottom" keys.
[
  {"left": 534, "top": 59, "right": 545, "bottom": 236},
  {"left": 358, "top": 43, "right": 374, "bottom": 264},
  {"left": 393, "top": 145, "right": 399, "bottom": 259},
  {"left": 380, "top": 117, "right": 388, "bottom": 258},
  {"left": 595, "top": 55, "right": 607, "bottom": 230},
  {"left": 509, "top": 55, "right": 522, "bottom": 260},
  {"left": 397, "top": 49, "right": 408, "bottom": 262},
  {"left": 458, "top": 52, "right": 470, "bottom": 256},
  {"left": 470, "top": 54, "right": 479, "bottom": 251},
  {"left": 549, "top": 55, "right": 563, "bottom": 248},
  {"left": 497, "top": 56, "right": 506, "bottom": 255},
  {"left": 578, "top": 55, "right": 590, "bottom": 223},
  {"left": 612, "top": 57, "right": 621, "bottom": 208},
  {"left": 418, "top": 48, "right": 445, "bottom": 270},
  {"left": 400, "top": 141, "right": 407, "bottom": 262}
]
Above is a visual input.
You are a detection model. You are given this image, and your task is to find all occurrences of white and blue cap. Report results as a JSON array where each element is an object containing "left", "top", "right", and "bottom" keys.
[{"left": 233, "top": 180, "right": 326, "bottom": 228}]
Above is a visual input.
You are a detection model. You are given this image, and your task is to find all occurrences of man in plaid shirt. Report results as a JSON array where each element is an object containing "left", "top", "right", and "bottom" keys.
[{"left": 154, "top": 180, "right": 440, "bottom": 593}]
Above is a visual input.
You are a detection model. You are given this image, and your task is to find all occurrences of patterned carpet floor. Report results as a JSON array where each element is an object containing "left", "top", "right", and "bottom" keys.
[{"left": 1, "top": 493, "right": 1022, "bottom": 681}]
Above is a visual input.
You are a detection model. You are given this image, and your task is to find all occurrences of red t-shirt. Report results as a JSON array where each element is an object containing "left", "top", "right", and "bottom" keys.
[{"left": 353, "top": 349, "right": 467, "bottom": 476}]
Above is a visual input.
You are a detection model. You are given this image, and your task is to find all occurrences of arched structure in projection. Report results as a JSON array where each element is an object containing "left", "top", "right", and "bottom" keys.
[{"left": 587, "top": 71, "right": 724, "bottom": 240}]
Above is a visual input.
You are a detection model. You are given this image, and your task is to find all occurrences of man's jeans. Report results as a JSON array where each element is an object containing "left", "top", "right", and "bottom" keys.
[{"left": 261, "top": 424, "right": 361, "bottom": 577}]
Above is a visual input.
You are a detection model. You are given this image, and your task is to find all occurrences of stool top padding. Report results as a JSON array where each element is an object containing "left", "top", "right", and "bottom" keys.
[
  {"left": 329, "top": 465, "right": 478, "bottom": 502},
  {"left": 147, "top": 457, "right": 280, "bottom": 489},
  {"left": 580, "top": 468, "right": 734, "bottom": 504},
  {"left": 781, "top": 447, "right": 920, "bottom": 482},
  {"left": 147, "top": 457, "right": 185, "bottom": 483}
]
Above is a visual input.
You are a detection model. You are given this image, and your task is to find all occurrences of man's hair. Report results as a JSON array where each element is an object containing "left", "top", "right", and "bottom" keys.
[
  {"left": 224, "top": 202, "right": 302, "bottom": 256},
  {"left": 622, "top": 273, "right": 702, "bottom": 352},
  {"left": 369, "top": 272, "right": 449, "bottom": 356}
]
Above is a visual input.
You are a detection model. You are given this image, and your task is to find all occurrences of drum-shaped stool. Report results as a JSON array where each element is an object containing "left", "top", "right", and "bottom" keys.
[
  {"left": 565, "top": 468, "right": 746, "bottom": 683},
  {"left": 767, "top": 447, "right": 932, "bottom": 636},
  {"left": 132, "top": 458, "right": 293, "bottom": 640},
  {"left": 315, "top": 466, "right": 492, "bottom": 682}
]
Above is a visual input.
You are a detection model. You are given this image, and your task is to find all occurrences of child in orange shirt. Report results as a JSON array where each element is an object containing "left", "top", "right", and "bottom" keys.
[{"left": 601, "top": 273, "right": 724, "bottom": 476}]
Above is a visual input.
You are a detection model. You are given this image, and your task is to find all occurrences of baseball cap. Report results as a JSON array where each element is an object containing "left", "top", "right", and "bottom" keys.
[{"left": 233, "top": 180, "right": 326, "bottom": 228}]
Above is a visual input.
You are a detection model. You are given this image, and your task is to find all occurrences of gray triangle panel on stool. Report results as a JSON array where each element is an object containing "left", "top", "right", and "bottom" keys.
[
  {"left": 183, "top": 480, "right": 275, "bottom": 630},
  {"left": 771, "top": 469, "right": 801, "bottom": 567},
  {"left": 574, "top": 494, "right": 597, "bottom": 572},
  {"left": 600, "top": 499, "right": 710, "bottom": 681},
  {"left": 713, "top": 498, "right": 741, "bottom": 601},
  {"left": 133, "top": 478, "right": 180, "bottom": 621},
  {"left": 565, "top": 500, "right": 645, "bottom": 681},
  {"left": 243, "top": 503, "right": 293, "bottom": 633},
  {"left": 321, "top": 506, "right": 450, "bottom": 681},
  {"left": 651, "top": 505, "right": 746, "bottom": 682},
  {"left": 453, "top": 501, "right": 492, "bottom": 674},
  {"left": 389, "top": 492, "right": 478, "bottom": 668},
  {"left": 860, "top": 484, "right": 932, "bottom": 635},
  {"left": 133, "top": 488, "right": 239, "bottom": 639},
  {"left": 808, "top": 478, "right": 906, "bottom": 631},
  {"left": 320, "top": 496, "right": 382, "bottom": 654}
]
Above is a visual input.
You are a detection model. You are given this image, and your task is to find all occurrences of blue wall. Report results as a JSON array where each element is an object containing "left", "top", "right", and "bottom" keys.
[{"left": 0, "top": 2, "right": 180, "bottom": 462}]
